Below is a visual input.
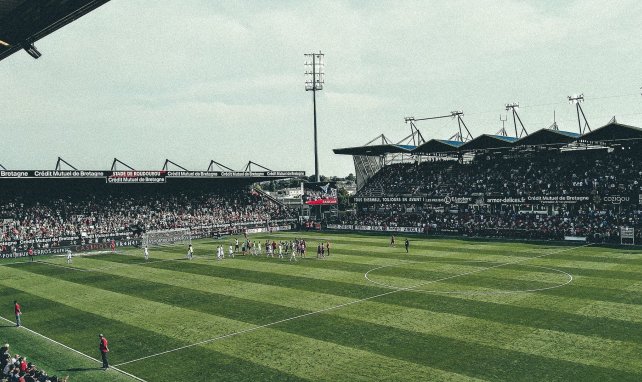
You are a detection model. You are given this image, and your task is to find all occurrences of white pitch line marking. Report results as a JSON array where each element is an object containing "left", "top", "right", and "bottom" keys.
[
  {"left": 84, "top": 257, "right": 180, "bottom": 272},
  {"left": 33, "top": 260, "right": 91, "bottom": 272},
  {"left": 0, "top": 315, "right": 147, "bottom": 382},
  {"left": 364, "top": 261, "right": 573, "bottom": 295},
  {"left": 17, "top": 257, "right": 182, "bottom": 273},
  {"left": 115, "top": 243, "right": 589, "bottom": 367}
]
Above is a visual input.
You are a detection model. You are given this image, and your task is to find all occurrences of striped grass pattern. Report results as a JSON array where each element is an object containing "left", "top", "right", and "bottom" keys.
[{"left": 1, "top": 232, "right": 641, "bottom": 381}]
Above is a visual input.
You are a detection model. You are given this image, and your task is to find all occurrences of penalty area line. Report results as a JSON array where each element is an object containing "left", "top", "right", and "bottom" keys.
[
  {"left": 116, "top": 243, "right": 590, "bottom": 367},
  {"left": 27, "top": 257, "right": 183, "bottom": 273},
  {"left": 0, "top": 315, "right": 147, "bottom": 382}
]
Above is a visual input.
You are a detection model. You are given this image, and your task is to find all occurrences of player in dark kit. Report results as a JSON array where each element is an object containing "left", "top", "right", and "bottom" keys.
[
  {"left": 405, "top": 238, "right": 409, "bottom": 253},
  {"left": 390, "top": 235, "right": 396, "bottom": 247}
]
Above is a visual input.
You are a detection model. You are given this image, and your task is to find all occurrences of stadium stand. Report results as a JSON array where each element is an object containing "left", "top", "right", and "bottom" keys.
[
  {"left": 356, "top": 146, "right": 641, "bottom": 198},
  {"left": 1, "top": 189, "right": 291, "bottom": 241},
  {"left": 0, "top": 171, "right": 300, "bottom": 255},
  {"left": 333, "top": 122, "right": 642, "bottom": 243}
]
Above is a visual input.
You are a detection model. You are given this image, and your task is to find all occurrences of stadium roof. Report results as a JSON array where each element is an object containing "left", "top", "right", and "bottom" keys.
[
  {"left": 412, "top": 139, "right": 464, "bottom": 154},
  {"left": 332, "top": 122, "right": 642, "bottom": 158},
  {"left": 579, "top": 122, "right": 642, "bottom": 143},
  {"left": 459, "top": 134, "right": 518, "bottom": 151},
  {"left": 333, "top": 144, "right": 416, "bottom": 156},
  {"left": 0, "top": 0, "right": 110, "bottom": 61},
  {"left": 515, "top": 128, "right": 580, "bottom": 146}
]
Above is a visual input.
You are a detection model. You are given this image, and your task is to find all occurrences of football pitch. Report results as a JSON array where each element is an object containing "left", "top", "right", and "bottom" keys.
[{"left": 1, "top": 232, "right": 642, "bottom": 381}]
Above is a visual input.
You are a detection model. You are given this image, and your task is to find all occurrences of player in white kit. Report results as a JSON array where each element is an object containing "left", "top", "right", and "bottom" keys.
[
  {"left": 66, "top": 249, "right": 73, "bottom": 264},
  {"left": 216, "top": 246, "right": 224, "bottom": 260},
  {"left": 289, "top": 245, "right": 297, "bottom": 262},
  {"left": 144, "top": 246, "right": 149, "bottom": 261},
  {"left": 229, "top": 245, "right": 234, "bottom": 258}
]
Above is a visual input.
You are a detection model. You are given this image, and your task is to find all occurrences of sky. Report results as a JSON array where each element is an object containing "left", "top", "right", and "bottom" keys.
[{"left": 1, "top": 0, "right": 641, "bottom": 176}]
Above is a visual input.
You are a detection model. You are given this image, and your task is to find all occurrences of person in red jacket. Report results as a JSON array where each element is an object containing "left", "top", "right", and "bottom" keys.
[
  {"left": 14, "top": 300, "right": 21, "bottom": 327},
  {"left": 19, "top": 357, "right": 27, "bottom": 372},
  {"left": 98, "top": 334, "right": 109, "bottom": 368}
]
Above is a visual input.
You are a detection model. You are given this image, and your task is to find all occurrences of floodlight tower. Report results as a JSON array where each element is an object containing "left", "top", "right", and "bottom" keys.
[
  {"left": 568, "top": 94, "right": 591, "bottom": 134},
  {"left": 305, "top": 51, "right": 325, "bottom": 182},
  {"left": 505, "top": 102, "right": 528, "bottom": 138}
]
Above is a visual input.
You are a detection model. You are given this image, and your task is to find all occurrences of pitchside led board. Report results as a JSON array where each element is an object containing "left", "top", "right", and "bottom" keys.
[{"left": 302, "top": 182, "right": 338, "bottom": 205}]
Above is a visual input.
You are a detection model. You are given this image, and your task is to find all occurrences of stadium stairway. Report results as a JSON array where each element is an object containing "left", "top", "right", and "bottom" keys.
[{"left": 254, "top": 186, "right": 289, "bottom": 208}]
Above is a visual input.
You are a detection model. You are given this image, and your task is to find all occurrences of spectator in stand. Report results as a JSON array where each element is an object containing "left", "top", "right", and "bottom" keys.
[
  {"left": 1, "top": 343, "right": 68, "bottom": 381},
  {"left": 1, "top": 189, "right": 295, "bottom": 254},
  {"left": 358, "top": 147, "right": 642, "bottom": 198}
]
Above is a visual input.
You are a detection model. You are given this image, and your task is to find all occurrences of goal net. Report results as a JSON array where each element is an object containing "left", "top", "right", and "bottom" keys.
[{"left": 142, "top": 228, "right": 192, "bottom": 248}]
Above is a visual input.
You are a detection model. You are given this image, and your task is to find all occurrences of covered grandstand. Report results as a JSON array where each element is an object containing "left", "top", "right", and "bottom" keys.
[
  {"left": 332, "top": 120, "right": 642, "bottom": 243},
  {"left": 334, "top": 121, "right": 642, "bottom": 191},
  {"left": 0, "top": 159, "right": 304, "bottom": 257}
]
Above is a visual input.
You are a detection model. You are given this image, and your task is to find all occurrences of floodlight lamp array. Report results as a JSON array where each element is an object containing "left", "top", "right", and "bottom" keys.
[
  {"left": 304, "top": 52, "right": 325, "bottom": 91},
  {"left": 505, "top": 102, "right": 519, "bottom": 111},
  {"left": 568, "top": 94, "right": 584, "bottom": 104}
]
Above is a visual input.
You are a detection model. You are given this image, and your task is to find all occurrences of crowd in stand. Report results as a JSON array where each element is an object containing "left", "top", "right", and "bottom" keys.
[
  {"left": 343, "top": 146, "right": 642, "bottom": 243},
  {"left": 1, "top": 344, "right": 67, "bottom": 382},
  {"left": 1, "top": 189, "right": 293, "bottom": 251},
  {"left": 2, "top": 145, "right": 640, "bottom": 246},
  {"left": 360, "top": 146, "right": 642, "bottom": 197}
]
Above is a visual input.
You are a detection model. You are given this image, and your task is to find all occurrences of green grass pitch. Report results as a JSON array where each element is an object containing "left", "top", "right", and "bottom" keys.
[{"left": 1, "top": 232, "right": 642, "bottom": 381}]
